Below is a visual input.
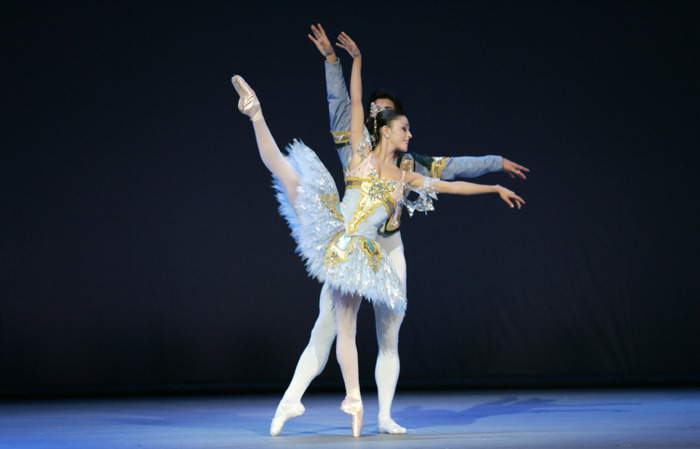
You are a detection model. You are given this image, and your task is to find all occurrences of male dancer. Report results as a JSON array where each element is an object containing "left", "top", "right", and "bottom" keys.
[{"left": 270, "top": 24, "right": 529, "bottom": 436}]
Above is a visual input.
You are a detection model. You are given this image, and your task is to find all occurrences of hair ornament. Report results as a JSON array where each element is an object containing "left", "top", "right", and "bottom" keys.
[
  {"left": 369, "top": 101, "right": 381, "bottom": 119},
  {"left": 369, "top": 102, "right": 388, "bottom": 146}
]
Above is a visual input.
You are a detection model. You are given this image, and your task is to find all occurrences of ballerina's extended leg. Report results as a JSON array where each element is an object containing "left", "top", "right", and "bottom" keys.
[
  {"left": 231, "top": 75, "right": 300, "bottom": 204},
  {"left": 232, "top": 74, "right": 262, "bottom": 121}
]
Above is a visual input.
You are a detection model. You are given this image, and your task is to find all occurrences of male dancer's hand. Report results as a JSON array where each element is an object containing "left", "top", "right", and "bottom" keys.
[
  {"left": 503, "top": 158, "right": 530, "bottom": 179},
  {"left": 308, "top": 23, "right": 337, "bottom": 63}
]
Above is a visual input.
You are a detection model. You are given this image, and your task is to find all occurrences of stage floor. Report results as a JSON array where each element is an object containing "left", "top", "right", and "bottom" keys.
[{"left": 1, "top": 388, "right": 699, "bottom": 448}]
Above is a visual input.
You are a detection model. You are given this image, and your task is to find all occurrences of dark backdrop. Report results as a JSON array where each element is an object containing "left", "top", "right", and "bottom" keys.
[{"left": 2, "top": 1, "right": 698, "bottom": 397}]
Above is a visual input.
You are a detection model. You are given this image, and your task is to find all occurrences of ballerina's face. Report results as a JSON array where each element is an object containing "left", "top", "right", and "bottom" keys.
[{"left": 386, "top": 116, "right": 412, "bottom": 152}]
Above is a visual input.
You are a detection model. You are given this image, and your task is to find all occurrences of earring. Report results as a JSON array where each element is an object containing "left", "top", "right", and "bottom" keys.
[{"left": 384, "top": 134, "right": 389, "bottom": 138}]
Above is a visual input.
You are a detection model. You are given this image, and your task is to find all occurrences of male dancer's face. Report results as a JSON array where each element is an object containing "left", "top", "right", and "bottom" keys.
[{"left": 374, "top": 98, "right": 395, "bottom": 111}]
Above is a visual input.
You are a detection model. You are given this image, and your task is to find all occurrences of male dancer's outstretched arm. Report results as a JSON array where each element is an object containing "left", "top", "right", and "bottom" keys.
[{"left": 309, "top": 23, "right": 530, "bottom": 181}]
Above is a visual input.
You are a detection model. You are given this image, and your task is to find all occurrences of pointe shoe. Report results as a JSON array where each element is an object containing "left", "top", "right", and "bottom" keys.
[
  {"left": 378, "top": 417, "right": 407, "bottom": 435},
  {"left": 340, "top": 397, "right": 364, "bottom": 437},
  {"left": 231, "top": 75, "right": 262, "bottom": 121},
  {"left": 269, "top": 401, "right": 305, "bottom": 437}
]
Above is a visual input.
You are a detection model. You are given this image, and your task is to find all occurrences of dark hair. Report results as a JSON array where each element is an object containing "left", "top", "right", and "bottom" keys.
[
  {"left": 367, "top": 90, "right": 405, "bottom": 115},
  {"left": 367, "top": 109, "right": 405, "bottom": 149}
]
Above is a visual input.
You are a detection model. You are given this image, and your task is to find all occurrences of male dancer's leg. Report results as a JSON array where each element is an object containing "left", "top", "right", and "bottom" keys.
[
  {"left": 373, "top": 231, "right": 408, "bottom": 434},
  {"left": 270, "top": 283, "right": 336, "bottom": 436}
]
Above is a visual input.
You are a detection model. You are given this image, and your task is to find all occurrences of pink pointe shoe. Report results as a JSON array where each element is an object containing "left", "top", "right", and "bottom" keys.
[
  {"left": 340, "top": 397, "right": 364, "bottom": 437},
  {"left": 231, "top": 75, "right": 262, "bottom": 121}
]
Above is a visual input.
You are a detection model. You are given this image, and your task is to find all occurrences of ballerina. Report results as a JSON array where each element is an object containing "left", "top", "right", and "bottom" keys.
[{"left": 232, "top": 32, "right": 523, "bottom": 438}]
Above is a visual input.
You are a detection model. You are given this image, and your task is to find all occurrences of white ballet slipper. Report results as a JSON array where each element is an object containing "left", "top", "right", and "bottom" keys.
[
  {"left": 378, "top": 417, "right": 406, "bottom": 435},
  {"left": 269, "top": 401, "right": 305, "bottom": 436}
]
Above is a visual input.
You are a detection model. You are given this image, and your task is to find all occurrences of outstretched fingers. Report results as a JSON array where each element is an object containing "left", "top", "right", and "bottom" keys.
[
  {"left": 503, "top": 158, "right": 531, "bottom": 180},
  {"left": 510, "top": 193, "right": 525, "bottom": 209},
  {"left": 336, "top": 32, "right": 360, "bottom": 57},
  {"left": 499, "top": 188, "right": 525, "bottom": 209},
  {"left": 311, "top": 23, "right": 326, "bottom": 39},
  {"left": 309, "top": 23, "right": 334, "bottom": 56}
]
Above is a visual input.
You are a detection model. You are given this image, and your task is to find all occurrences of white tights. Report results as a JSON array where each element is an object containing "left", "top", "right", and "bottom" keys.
[
  {"left": 278, "top": 232, "right": 407, "bottom": 421},
  {"left": 245, "top": 109, "right": 409, "bottom": 427}
]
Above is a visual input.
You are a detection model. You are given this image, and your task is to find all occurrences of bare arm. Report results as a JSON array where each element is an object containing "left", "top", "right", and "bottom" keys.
[
  {"left": 406, "top": 171, "right": 525, "bottom": 209},
  {"left": 336, "top": 32, "right": 364, "bottom": 164}
]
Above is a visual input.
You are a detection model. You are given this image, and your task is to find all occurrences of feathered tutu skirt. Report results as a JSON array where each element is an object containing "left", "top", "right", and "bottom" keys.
[{"left": 273, "top": 140, "right": 406, "bottom": 314}]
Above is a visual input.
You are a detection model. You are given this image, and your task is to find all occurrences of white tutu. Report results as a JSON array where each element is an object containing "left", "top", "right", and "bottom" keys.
[{"left": 273, "top": 140, "right": 406, "bottom": 313}]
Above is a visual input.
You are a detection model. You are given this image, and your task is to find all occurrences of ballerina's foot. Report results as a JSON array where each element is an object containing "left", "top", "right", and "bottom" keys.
[
  {"left": 231, "top": 75, "right": 262, "bottom": 121},
  {"left": 378, "top": 417, "right": 407, "bottom": 435},
  {"left": 269, "top": 401, "right": 305, "bottom": 436},
  {"left": 340, "top": 397, "right": 364, "bottom": 438}
]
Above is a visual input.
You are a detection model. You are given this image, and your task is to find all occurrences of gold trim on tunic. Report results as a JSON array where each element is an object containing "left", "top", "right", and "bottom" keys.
[
  {"left": 431, "top": 157, "right": 451, "bottom": 178},
  {"left": 331, "top": 130, "right": 351, "bottom": 144},
  {"left": 399, "top": 154, "right": 415, "bottom": 172}
]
